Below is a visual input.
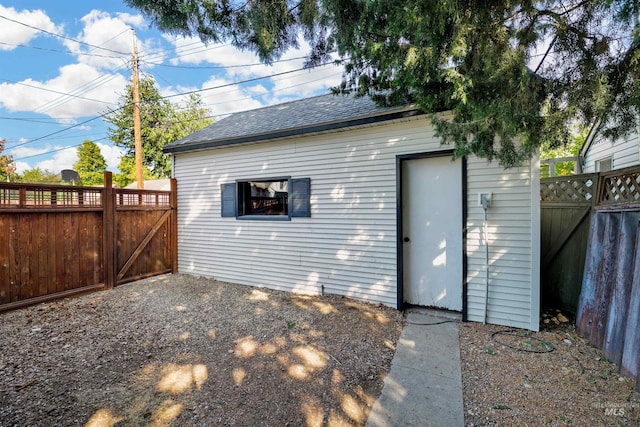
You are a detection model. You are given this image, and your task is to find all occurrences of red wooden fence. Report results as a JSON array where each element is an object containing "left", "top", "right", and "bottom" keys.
[{"left": 0, "top": 172, "right": 177, "bottom": 312}]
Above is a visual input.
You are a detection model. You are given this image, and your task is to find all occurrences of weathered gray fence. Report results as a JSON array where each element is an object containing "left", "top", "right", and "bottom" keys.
[{"left": 575, "top": 166, "right": 640, "bottom": 391}]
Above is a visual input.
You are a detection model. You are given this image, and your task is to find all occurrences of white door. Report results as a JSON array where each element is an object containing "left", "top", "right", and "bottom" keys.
[{"left": 402, "top": 156, "right": 463, "bottom": 310}]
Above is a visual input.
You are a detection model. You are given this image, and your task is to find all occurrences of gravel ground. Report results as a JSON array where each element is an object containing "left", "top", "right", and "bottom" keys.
[
  {"left": 0, "top": 274, "right": 403, "bottom": 427},
  {"left": 460, "top": 313, "right": 640, "bottom": 426},
  {"left": 1, "top": 274, "right": 639, "bottom": 426}
]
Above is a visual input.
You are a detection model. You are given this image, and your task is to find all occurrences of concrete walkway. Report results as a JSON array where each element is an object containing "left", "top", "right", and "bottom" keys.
[{"left": 366, "top": 309, "right": 465, "bottom": 427}]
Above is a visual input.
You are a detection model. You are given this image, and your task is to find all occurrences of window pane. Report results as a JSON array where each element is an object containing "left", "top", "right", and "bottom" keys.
[{"left": 241, "top": 180, "right": 288, "bottom": 216}]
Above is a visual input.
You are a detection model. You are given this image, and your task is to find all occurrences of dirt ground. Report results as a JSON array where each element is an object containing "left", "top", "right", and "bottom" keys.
[
  {"left": 1, "top": 274, "right": 639, "bottom": 426},
  {"left": 460, "top": 313, "right": 640, "bottom": 426},
  {"left": 0, "top": 275, "right": 403, "bottom": 426}
]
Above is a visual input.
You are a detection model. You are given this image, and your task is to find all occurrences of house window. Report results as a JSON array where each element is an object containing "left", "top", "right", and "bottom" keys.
[
  {"left": 220, "top": 177, "right": 311, "bottom": 219},
  {"left": 240, "top": 179, "right": 289, "bottom": 216},
  {"left": 596, "top": 157, "right": 612, "bottom": 172}
]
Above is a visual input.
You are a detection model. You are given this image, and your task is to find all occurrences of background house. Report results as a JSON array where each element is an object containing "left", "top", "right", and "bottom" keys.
[
  {"left": 164, "top": 93, "right": 541, "bottom": 331},
  {"left": 581, "top": 120, "right": 640, "bottom": 173}
]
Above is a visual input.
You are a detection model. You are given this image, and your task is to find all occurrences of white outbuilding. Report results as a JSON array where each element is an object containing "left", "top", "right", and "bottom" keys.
[{"left": 164, "top": 93, "right": 541, "bottom": 331}]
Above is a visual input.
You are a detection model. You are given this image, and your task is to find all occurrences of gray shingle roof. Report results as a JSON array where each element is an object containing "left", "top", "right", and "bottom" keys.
[{"left": 164, "top": 92, "right": 421, "bottom": 154}]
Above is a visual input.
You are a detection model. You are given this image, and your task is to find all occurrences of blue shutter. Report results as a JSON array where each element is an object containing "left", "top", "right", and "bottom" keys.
[
  {"left": 220, "top": 183, "right": 236, "bottom": 217},
  {"left": 291, "top": 178, "right": 311, "bottom": 217}
]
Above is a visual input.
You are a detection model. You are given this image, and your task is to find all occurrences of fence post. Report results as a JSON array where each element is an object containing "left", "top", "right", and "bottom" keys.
[
  {"left": 170, "top": 178, "right": 178, "bottom": 274},
  {"left": 103, "top": 172, "right": 115, "bottom": 289}
]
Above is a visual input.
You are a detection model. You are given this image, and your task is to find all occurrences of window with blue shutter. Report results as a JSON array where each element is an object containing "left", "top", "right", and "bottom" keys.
[
  {"left": 220, "top": 182, "right": 236, "bottom": 217},
  {"left": 291, "top": 178, "right": 311, "bottom": 217},
  {"left": 221, "top": 177, "right": 311, "bottom": 219}
]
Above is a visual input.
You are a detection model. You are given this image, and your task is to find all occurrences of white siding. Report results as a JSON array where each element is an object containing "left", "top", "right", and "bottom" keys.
[
  {"left": 465, "top": 156, "right": 540, "bottom": 330},
  {"left": 583, "top": 130, "right": 640, "bottom": 173},
  {"left": 173, "top": 116, "right": 539, "bottom": 330}
]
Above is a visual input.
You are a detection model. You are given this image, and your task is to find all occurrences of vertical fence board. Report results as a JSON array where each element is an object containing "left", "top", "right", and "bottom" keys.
[
  {"left": 19, "top": 214, "right": 34, "bottom": 300},
  {"left": 603, "top": 213, "right": 636, "bottom": 365},
  {"left": 621, "top": 221, "right": 640, "bottom": 385},
  {"left": 103, "top": 173, "right": 115, "bottom": 289},
  {"left": 92, "top": 215, "right": 103, "bottom": 286},
  {"left": 9, "top": 216, "right": 19, "bottom": 302},
  {"left": 591, "top": 213, "right": 620, "bottom": 348},
  {"left": 576, "top": 213, "right": 604, "bottom": 335},
  {"left": 0, "top": 215, "right": 8, "bottom": 304},
  {"left": 46, "top": 214, "right": 57, "bottom": 295},
  {"left": 36, "top": 214, "right": 48, "bottom": 298},
  {"left": 54, "top": 213, "right": 66, "bottom": 294}
]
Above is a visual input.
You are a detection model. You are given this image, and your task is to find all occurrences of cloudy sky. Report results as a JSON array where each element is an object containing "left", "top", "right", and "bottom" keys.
[{"left": 0, "top": 1, "right": 343, "bottom": 175}]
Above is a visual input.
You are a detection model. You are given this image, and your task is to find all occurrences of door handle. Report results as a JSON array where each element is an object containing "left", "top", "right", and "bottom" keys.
[{"left": 403, "top": 237, "right": 410, "bottom": 242}]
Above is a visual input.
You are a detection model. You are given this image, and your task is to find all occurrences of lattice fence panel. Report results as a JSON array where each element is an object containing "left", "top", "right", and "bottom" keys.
[
  {"left": 116, "top": 190, "right": 171, "bottom": 207},
  {"left": 0, "top": 188, "right": 20, "bottom": 207},
  {"left": 540, "top": 175, "right": 597, "bottom": 203},
  {"left": 0, "top": 186, "right": 103, "bottom": 208},
  {"left": 599, "top": 169, "right": 640, "bottom": 206}
]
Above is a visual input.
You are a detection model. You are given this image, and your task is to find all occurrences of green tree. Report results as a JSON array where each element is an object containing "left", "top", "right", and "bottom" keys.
[
  {"left": 113, "top": 155, "right": 156, "bottom": 188},
  {"left": 125, "top": 0, "right": 639, "bottom": 167},
  {"left": 0, "top": 139, "right": 17, "bottom": 182},
  {"left": 74, "top": 140, "right": 107, "bottom": 186},
  {"left": 20, "top": 168, "right": 62, "bottom": 184},
  {"left": 540, "top": 127, "right": 586, "bottom": 177},
  {"left": 104, "top": 74, "right": 212, "bottom": 178}
]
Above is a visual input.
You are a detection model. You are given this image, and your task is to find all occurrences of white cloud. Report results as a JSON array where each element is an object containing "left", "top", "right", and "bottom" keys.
[
  {"left": 11, "top": 143, "right": 50, "bottom": 174},
  {"left": 96, "top": 142, "right": 124, "bottom": 169},
  {"left": 167, "top": 36, "right": 259, "bottom": 67},
  {"left": 12, "top": 141, "right": 123, "bottom": 174},
  {"left": 10, "top": 144, "right": 52, "bottom": 159},
  {"left": 163, "top": 36, "right": 343, "bottom": 111},
  {"left": 10, "top": 145, "right": 76, "bottom": 174},
  {"left": 35, "top": 146, "right": 77, "bottom": 173},
  {"left": 269, "top": 63, "right": 343, "bottom": 99},
  {"left": 62, "top": 10, "right": 148, "bottom": 70},
  {"left": 0, "top": 5, "right": 62, "bottom": 50},
  {"left": 195, "top": 77, "right": 265, "bottom": 117},
  {"left": 0, "top": 63, "right": 127, "bottom": 118},
  {"left": 14, "top": 161, "right": 31, "bottom": 174}
]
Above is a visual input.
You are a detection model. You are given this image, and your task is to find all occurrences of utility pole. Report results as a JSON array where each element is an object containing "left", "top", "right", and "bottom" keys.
[{"left": 131, "top": 28, "right": 144, "bottom": 189}]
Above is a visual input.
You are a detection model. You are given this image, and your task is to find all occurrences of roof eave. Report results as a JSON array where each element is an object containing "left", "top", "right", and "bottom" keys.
[
  {"left": 579, "top": 118, "right": 603, "bottom": 159},
  {"left": 164, "top": 108, "right": 424, "bottom": 154}
]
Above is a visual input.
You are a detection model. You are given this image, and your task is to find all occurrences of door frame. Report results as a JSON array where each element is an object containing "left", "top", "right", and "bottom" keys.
[{"left": 396, "top": 150, "right": 468, "bottom": 320}]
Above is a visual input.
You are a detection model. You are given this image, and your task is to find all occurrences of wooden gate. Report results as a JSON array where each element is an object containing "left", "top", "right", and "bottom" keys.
[
  {"left": 540, "top": 173, "right": 598, "bottom": 313},
  {"left": 0, "top": 172, "right": 177, "bottom": 312}
]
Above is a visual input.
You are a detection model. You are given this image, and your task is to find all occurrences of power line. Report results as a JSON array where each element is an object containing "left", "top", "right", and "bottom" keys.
[
  {"left": 10, "top": 70, "right": 343, "bottom": 161},
  {"left": 6, "top": 113, "right": 116, "bottom": 151},
  {"left": 6, "top": 62, "right": 340, "bottom": 155},
  {"left": 12, "top": 136, "right": 112, "bottom": 161},
  {"left": 35, "top": 72, "right": 124, "bottom": 115},
  {"left": 0, "top": 116, "right": 74, "bottom": 123},
  {"left": 0, "top": 14, "right": 129, "bottom": 56},
  {"left": 0, "top": 41, "right": 125, "bottom": 59},
  {"left": 138, "top": 40, "right": 232, "bottom": 64},
  {"left": 0, "top": 78, "right": 118, "bottom": 106},
  {"left": 164, "top": 61, "right": 335, "bottom": 100},
  {"left": 141, "top": 55, "right": 307, "bottom": 69}
]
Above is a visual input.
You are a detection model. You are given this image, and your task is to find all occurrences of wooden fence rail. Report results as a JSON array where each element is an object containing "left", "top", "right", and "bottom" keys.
[{"left": 0, "top": 172, "right": 177, "bottom": 312}]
